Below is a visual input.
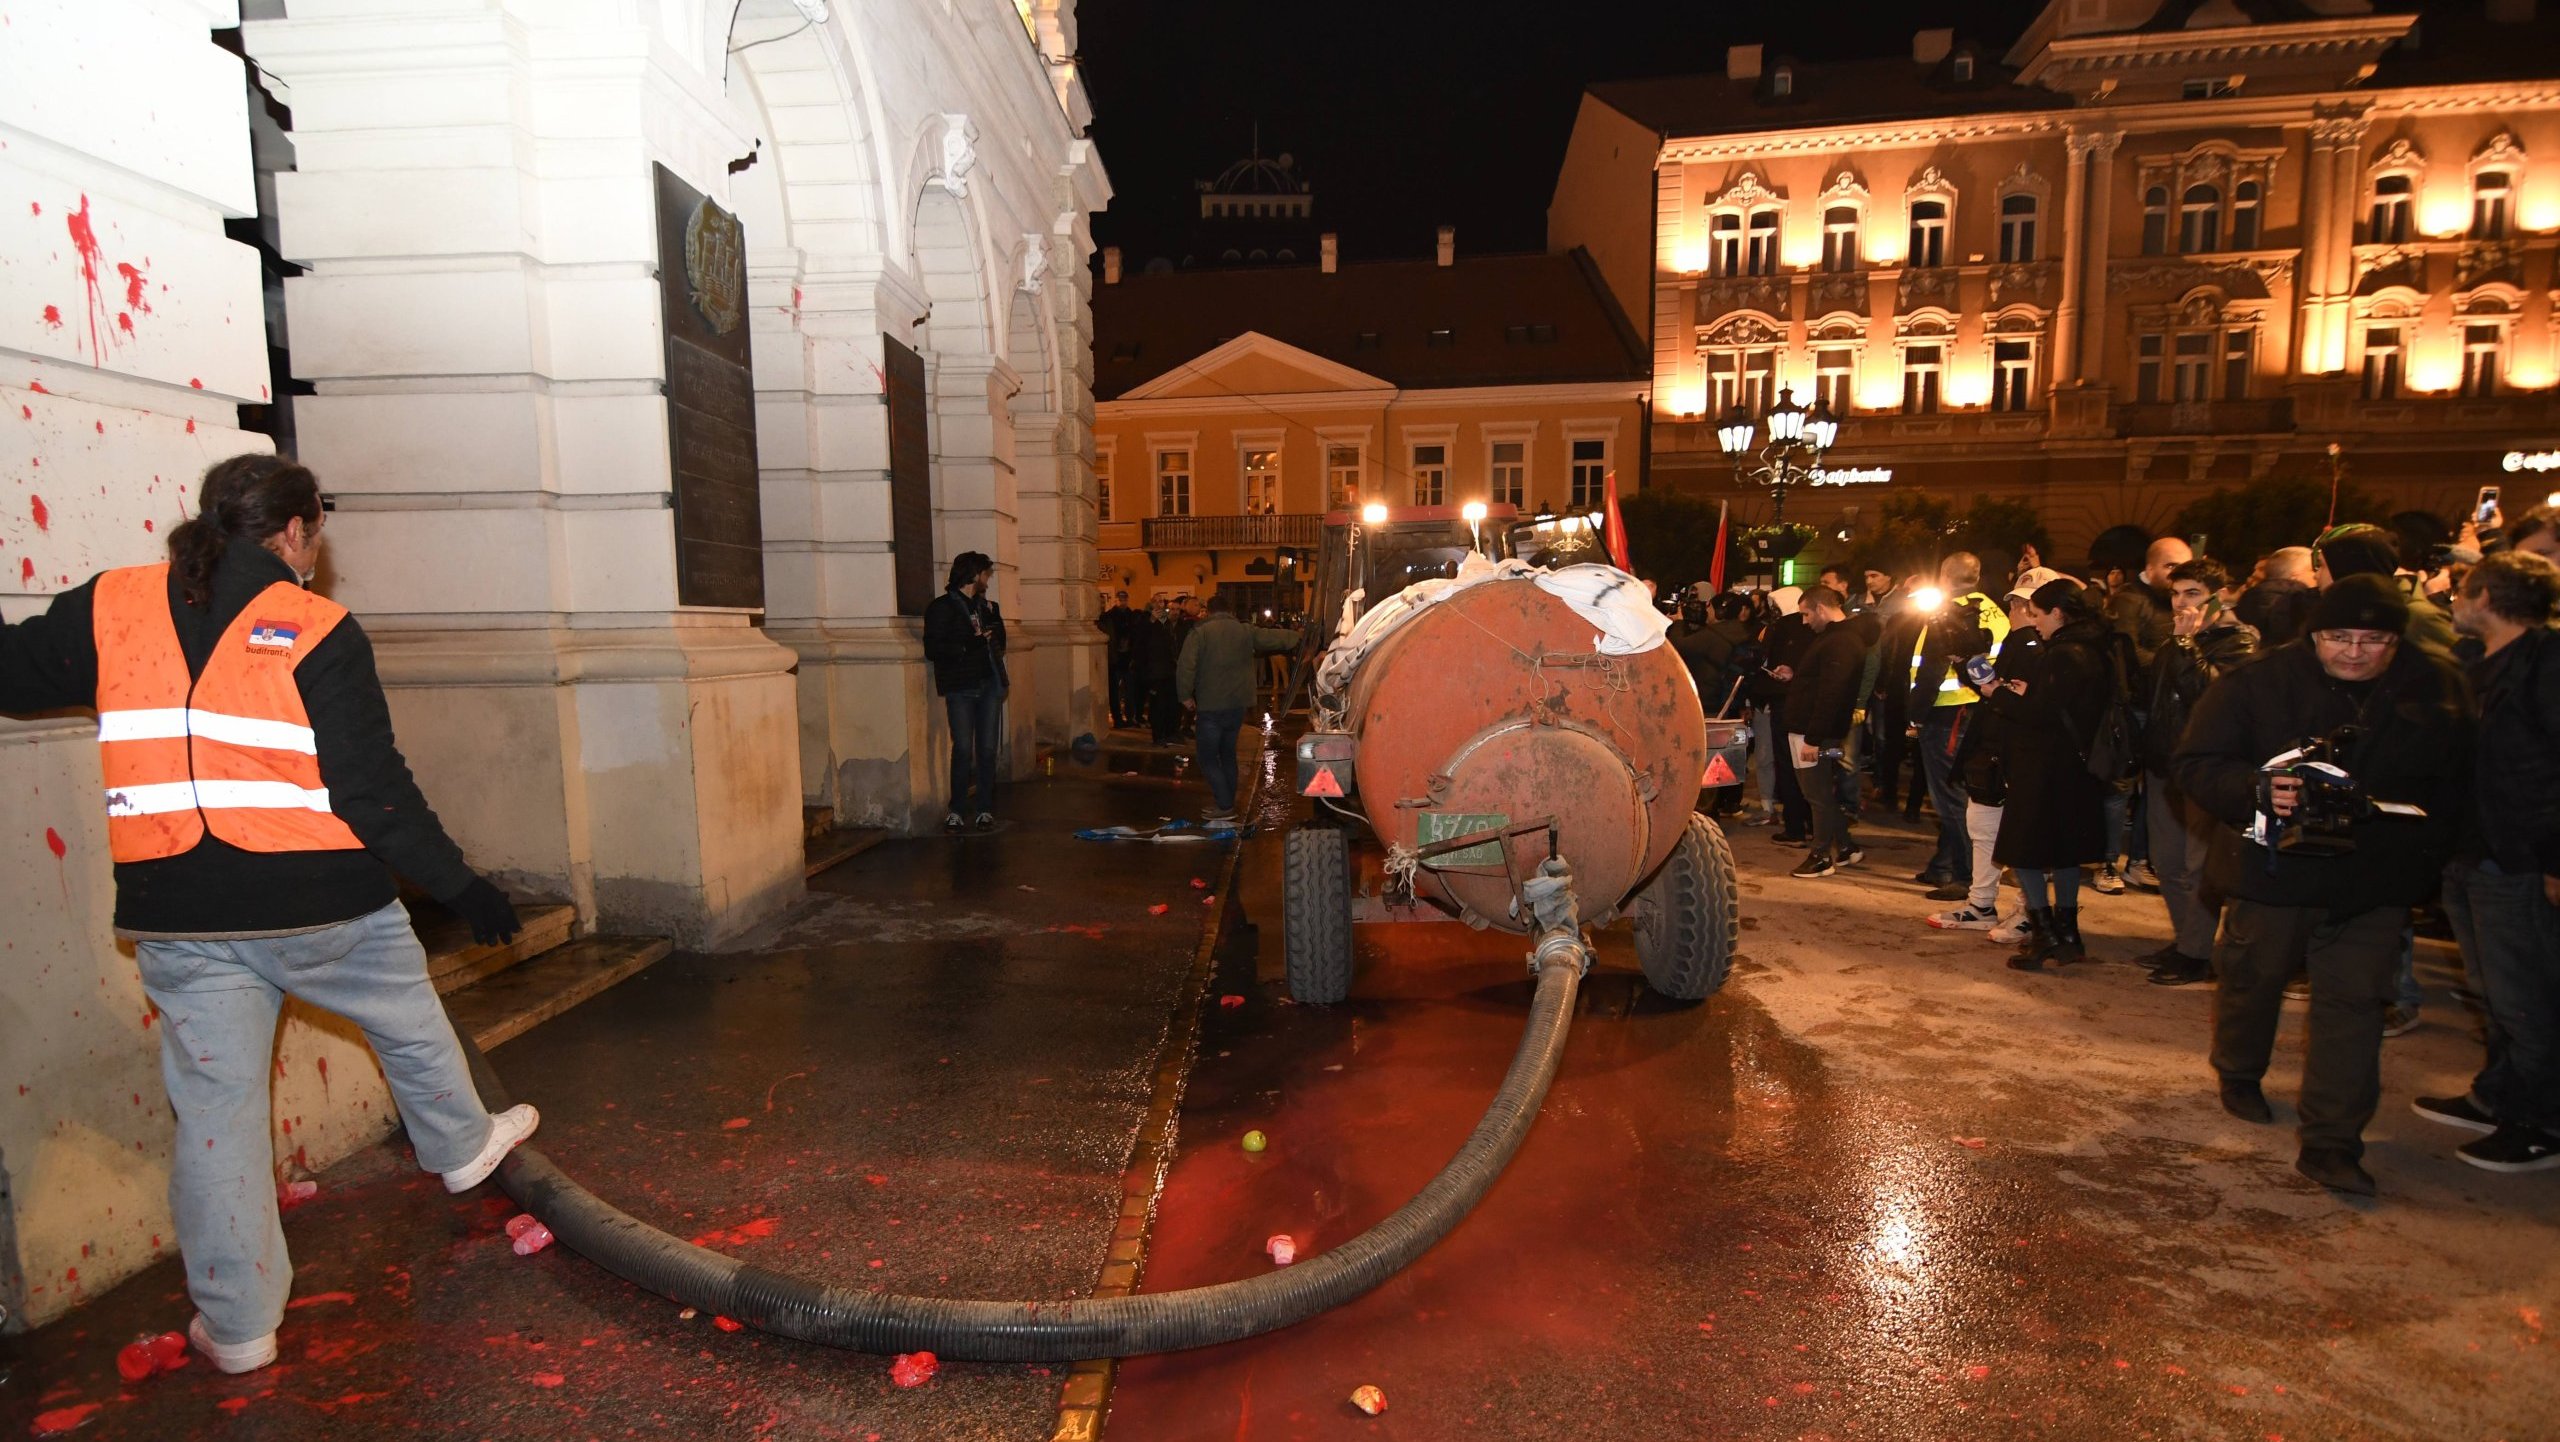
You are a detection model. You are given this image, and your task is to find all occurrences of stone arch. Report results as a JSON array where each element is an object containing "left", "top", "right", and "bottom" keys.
[
  {"left": 912, "top": 181, "right": 994, "bottom": 358},
  {"left": 1006, "top": 278, "right": 1057, "bottom": 419},
  {"left": 722, "top": 0, "right": 892, "bottom": 260}
]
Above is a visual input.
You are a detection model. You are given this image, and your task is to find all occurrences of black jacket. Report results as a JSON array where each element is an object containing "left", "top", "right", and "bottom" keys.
[
  {"left": 1751, "top": 613, "right": 1812, "bottom": 708},
  {"left": 2142, "top": 619, "right": 2261, "bottom": 776},
  {"left": 2462, "top": 625, "right": 2560, "bottom": 878},
  {"left": 2236, "top": 577, "right": 2315, "bottom": 646},
  {"left": 0, "top": 545, "right": 477, "bottom": 935},
  {"left": 1983, "top": 616, "right": 2115, "bottom": 868},
  {"left": 1958, "top": 629, "right": 2041, "bottom": 805},
  {"left": 2172, "top": 639, "right": 2472, "bottom": 910},
  {"left": 1668, "top": 617, "right": 1749, "bottom": 713},
  {"left": 1789, "top": 614, "right": 1880, "bottom": 747},
  {"left": 922, "top": 587, "right": 1007, "bottom": 695}
]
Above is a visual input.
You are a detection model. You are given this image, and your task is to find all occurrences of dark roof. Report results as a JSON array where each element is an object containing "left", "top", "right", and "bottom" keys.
[
  {"left": 1091, "top": 248, "right": 1647, "bottom": 401},
  {"left": 1588, "top": 52, "right": 2070, "bottom": 140}
]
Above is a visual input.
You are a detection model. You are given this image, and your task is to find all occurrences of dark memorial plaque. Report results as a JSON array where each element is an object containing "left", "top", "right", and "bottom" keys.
[
  {"left": 884, "top": 336, "right": 933, "bottom": 616},
  {"left": 653, "top": 163, "right": 765, "bottom": 610}
]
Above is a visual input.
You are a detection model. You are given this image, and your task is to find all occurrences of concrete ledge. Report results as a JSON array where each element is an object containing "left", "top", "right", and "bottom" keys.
[
  {"left": 446, "top": 937, "right": 675, "bottom": 1052},
  {"left": 415, "top": 903, "right": 580, "bottom": 994}
]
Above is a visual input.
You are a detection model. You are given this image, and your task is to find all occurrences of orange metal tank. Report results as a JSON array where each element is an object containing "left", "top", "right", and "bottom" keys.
[{"left": 1341, "top": 576, "right": 1706, "bottom": 929}]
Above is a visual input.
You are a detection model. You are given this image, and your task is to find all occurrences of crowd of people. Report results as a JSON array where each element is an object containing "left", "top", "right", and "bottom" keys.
[{"left": 1666, "top": 505, "right": 2560, "bottom": 1196}]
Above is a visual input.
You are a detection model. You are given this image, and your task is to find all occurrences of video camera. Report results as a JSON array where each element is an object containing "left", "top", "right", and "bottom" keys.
[{"left": 2255, "top": 728, "right": 2371, "bottom": 859}]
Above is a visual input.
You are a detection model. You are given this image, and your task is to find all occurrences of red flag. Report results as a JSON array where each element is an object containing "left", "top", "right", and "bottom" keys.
[
  {"left": 1602, "top": 469, "right": 1632, "bottom": 572},
  {"left": 1708, "top": 499, "right": 1729, "bottom": 594}
]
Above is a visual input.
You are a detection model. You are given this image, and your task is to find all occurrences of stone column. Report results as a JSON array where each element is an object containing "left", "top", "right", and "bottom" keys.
[
  {"left": 1012, "top": 210, "right": 1106, "bottom": 748},
  {"left": 2075, "top": 133, "right": 2122, "bottom": 385},
  {"left": 2295, "top": 124, "right": 2336, "bottom": 376},
  {"left": 2322, "top": 114, "right": 2368, "bottom": 376},
  {"left": 2054, "top": 134, "right": 2093, "bottom": 385},
  {"left": 247, "top": 6, "right": 804, "bottom": 946}
]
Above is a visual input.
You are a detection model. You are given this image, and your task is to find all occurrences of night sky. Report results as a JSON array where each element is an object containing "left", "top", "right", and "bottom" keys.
[{"left": 1079, "top": 0, "right": 2051, "bottom": 267}]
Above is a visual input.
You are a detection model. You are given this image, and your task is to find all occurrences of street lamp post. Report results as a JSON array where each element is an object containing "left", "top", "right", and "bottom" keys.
[{"left": 1715, "top": 386, "right": 1838, "bottom": 531}]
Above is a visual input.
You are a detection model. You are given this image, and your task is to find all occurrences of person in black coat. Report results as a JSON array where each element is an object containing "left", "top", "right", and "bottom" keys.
[
  {"left": 2173, "top": 575, "right": 2473, "bottom": 1195},
  {"left": 1983, "top": 577, "right": 2116, "bottom": 970},
  {"left": 1784, "top": 587, "right": 1877, "bottom": 875},
  {"left": 921, "top": 551, "right": 1009, "bottom": 829},
  {"left": 1756, "top": 603, "right": 1816, "bottom": 842}
]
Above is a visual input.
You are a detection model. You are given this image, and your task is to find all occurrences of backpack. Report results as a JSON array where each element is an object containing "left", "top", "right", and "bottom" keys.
[{"left": 2075, "top": 630, "right": 2145, "bottom": 785}]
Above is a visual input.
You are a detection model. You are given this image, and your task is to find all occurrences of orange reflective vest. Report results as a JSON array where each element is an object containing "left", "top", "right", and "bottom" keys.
[{"left": 91, "top": 563, "right": 366, "bottom": 861}]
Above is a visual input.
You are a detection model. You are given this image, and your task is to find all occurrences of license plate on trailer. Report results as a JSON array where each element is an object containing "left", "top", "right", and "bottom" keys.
[{"left": 1417, "top": 811, "right": 1509, "bottom": 867}]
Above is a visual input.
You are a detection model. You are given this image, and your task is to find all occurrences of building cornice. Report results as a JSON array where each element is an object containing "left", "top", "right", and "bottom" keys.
[
  {"left": 1098, "top": 378, "right": 1646, "bottom": 421},
  {"left": 1654, "top": 78, "right": 2560, "bottom": 166},
  {"left": 2013, "top": 16, "right": 2416, "bottom": 90}
]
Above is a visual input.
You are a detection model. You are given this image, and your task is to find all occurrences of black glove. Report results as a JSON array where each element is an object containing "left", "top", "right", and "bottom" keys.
[{"left": 449, "top": 877, "right": 521, "bottom": 946}]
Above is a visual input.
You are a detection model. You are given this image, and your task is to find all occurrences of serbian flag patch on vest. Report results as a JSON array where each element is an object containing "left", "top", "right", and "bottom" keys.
[{"left": 245, "top": 619, "right": 301, "bottom": 654}]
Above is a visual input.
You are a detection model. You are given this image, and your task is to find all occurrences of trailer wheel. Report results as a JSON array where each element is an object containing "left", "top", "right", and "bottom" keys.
[
  {"left": 1284, "top": 824, "right": 1355, "bottom": 1004},
  {"left": 1631, "top": 811, "right": 1739, "bottom": 1002}
]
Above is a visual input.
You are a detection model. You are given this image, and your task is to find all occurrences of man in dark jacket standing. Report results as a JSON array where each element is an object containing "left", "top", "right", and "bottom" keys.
[
  {"left": 1784, "top": 586, "right": 1876, "bottom": 878},
  {"left": 922, "top": 551, "right": 1008, "bottom": 831},
  {"left": 1097, "top": 590, "right": 1138, "bottom": 729},
  {"left": 2140, "top": 557, "right": 2261, "bottom": 985},
  {"left": 2173, "top": 575, "right": 2473, "bottom": 1195},
  {"left": 0, "top": 454, "right": 534, "bottom": 1373},
  {"left": 2106, "top": 535, "right": 2192, "bottom": 674},
  {"left": 1174, "top": 594, "right": 1300, "bottom": 824},
  {"left": 2419, "top": 551, "right": 2560, "bottom": 1172}
]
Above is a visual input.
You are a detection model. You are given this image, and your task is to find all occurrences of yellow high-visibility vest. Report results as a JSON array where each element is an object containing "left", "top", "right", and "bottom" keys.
[{"left": 1909, "top": 592, "right": 2012, "bottom": 707}]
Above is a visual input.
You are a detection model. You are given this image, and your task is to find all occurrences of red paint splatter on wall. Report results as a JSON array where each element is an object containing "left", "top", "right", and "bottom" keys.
[
  {"left": 28, "top": 382, "right": 50, "bottom": 393},
  {"left": 188, "top": 378, "right": 204, "bottom": 390},
  {"left": 20, "top": 557, "right": 34, "bottom": 584},
  {"left": 184, "top": 418, "right": 195, "bottom": 434},
  {"left": 40, "top": 304, "right": 62, "bottom": 328},
  {"left": 30, "top": 496, "right": 50, "bottom": 531},
  {"left": 117, "top": 313, "right": 134, "bottom": 334},
  {"left": 45, "top": 828, "right": 65, "bottom": 859},
  {"left": 143, "top": 519, "right": 154, "bottom": 533},
  {"left": 65, "top": 195, "right": 108, "bottom": 361},
  {"left": 116, "top": 261, "right": 151, "bottom": 315},
  {"left": 28, "top": 203, "right": 39, "bottom": 216}
]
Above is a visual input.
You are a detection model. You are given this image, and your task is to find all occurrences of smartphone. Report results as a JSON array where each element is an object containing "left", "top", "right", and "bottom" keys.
[{"left": 2477, "top": 485, "right": 2501, "bottom": 525}]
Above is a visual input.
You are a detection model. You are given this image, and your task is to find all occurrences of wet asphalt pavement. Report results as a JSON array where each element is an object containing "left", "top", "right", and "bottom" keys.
[
  {"left": 1104, "top": 801, "right": 2557, "bottom": 1441},
  {"left": 5, "top": 726, "right": 2554, "bottom": 1441},
  {"left": 0, "top": 746, "right": 1230, "bottom": 1441}
]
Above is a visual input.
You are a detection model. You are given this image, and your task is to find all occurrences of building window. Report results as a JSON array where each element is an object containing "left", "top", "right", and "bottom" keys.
[
  {"left": 2173, "top": 331, "right": 2212, "bottom": 401},
  {"left": 2224, "top": 329, "right": 2252, "bottom": 400},
  {"left": 1096, "top": 452, "right": 1114, "bottom": 522},
  {"left": 1902, "top": 344, "right": 1943, "bottom": 414},
  {"left": 2462, "top": 323, "right": 2503, "bottom": 397},
  {"left": 2361, "top": 326, "right": 2403, "bottom": 400},
  {"left": 1325, "top": 445, "right": 1361, "bottom": 509},
  {"left": 2231, "top": 180, "right": 2261, "bottom": 249},
  {"left": 1241, "top": 448, "right": 1281, "bottom": 515},
  {"left": 1569, "top": 438, "right": 1608, "bottom": 510},
  {"left": 1490, "top": 441, "right": 1526, "bottom": 508},
  {"left": 2136, "top": 333, "right": 2164, "bottom": 403},
  {"left": 2179, "top": 183, "right": 2221, "bottom": 253},
  {"left": 1907, "top": 199, "right": 1947, "bottom": 268},
  {"left": 2182, "top": 77, "right": 2236, "bottom": 100},
  {"left": 2369, "top": 174, "right": 2413, "bottom": 244},
  {"left": 2141, "top": 186, "right": 2171, "bottom": 255},
  {"left": 1771, "top": 65, "right": 1794, "bottom": 97},
  {"left": 2473, "top": 170, "right": 2513, "bottom": 240},
  {"left": 1992, "top": 339, "right": 2034, "bottom": 411},
  {"left": 1155, "top": 450, "right": 1192, "bottom": 517},
  {"left": 1952, "top": 52, "right": 1975, "bottom": 82},
  {"left": 1814, "top": 347, "right": 1854, "bottom": 415},
  {"left": 1411, "top": 444, "right": 1447, "bottom": 506},
  {"left": 1821, "top": 206, "right": 1860, "bottom": 272},
  {"left": 1706, "top": 347, "right": 1779, "bottom": 418},
  {"left": 1709, "top": 211, "right": 1742, "bottom": 276},
  {"left": 1745, "top": 209, "right": 1780, "bottom": 276},
  {"left": 1427, "top": 327, "right": 1456, "bottom": 348},
  {"left": 1998, "top": 193, "right": 2038, "bottom": 263}
]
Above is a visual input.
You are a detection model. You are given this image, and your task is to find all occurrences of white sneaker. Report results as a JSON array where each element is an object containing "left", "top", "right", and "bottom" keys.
[
  {"left": 1926, "top": 904, "right": 1999, "bottom": 931},
  {"left": 2091, "top": 863, "right": 2127, "bottom": 895},
  {"left": 441, "top": 1104, "right": 540, "bottom": 1193},
  {"left": 1988, "top": 911, "right": 2031, "bottom": 945},
  {"left": 189, "top": 1314, "right": 278, "bottom": 1374}
]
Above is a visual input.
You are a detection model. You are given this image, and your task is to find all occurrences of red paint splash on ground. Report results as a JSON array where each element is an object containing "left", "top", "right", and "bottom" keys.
[
  {"left": 711, "top": 1316, "right": 745, "bottom": 1333},
  {"left": 30, "top": 496, "right": 49, "bottom": 531},
  {"left": 46, "top": 828, "right": 66, "bottom": 860},
  {"left": 65, "top": 195, "right": 107, "bottom": 361},
  {"left": 285, "top": 1290, "right": 357, "bottom": 1309},
  {"left": 529, "top": 1372, "right": 565, "bottom": 1388},
  {"left": 30, "top": 1402, "right": 100, "bottom": 1436},
  {"left": 215, "top": 1397, "right": 249, "bottom": 1415},
  {"left": 721, "top": 1116, "right": 751, "bottom": 1130},
  {"left": 688, "top": 1217, "right": 778, "bottom": 1248}
]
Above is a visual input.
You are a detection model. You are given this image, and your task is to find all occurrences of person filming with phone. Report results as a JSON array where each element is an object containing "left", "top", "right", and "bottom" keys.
[{"left": 2172, "top": 574, "right": 2472, "bottom": 1196}]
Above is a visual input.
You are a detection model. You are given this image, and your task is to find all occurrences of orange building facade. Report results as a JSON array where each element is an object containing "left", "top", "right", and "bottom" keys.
[{"left": 1552, "top": 1, "right": 2560, "bottom": 558}]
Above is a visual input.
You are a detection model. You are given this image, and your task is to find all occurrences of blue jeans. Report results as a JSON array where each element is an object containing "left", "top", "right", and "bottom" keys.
[
  {"left": 1918, "top": 708, "right": 1971, "bottom": 880},
  {"left": 944, "top": 684, "right": 1004, "bottom": 816},
  {"left": 2442, "top": 860, "right": 2560, "bottom": 1131},
  {"left": 2103, "top": 787, "right": 2130, "bottom": 865},
  {"left": 135, "top": 901, "right": 497, "bottom": 1344},
  {"left": 1195, "top": 707, "right": 1245, "bottom": 813}
]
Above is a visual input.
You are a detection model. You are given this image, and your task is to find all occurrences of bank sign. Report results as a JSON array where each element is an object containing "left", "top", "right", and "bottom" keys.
[
  {"left": 2502, "top": 449, "right": 2560, "bottom": 474},
  {"left": 1808, "top": 467, "right": 1892, "bottom": 487}
]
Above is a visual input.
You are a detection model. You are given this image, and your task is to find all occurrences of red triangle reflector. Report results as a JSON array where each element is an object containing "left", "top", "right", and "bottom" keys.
[
  {"left": 1702, "top": 753, "right": 1738, "bottom": 787},
  {"left": 1303, "top": 767, "right": 1345, "bottom": 798}
]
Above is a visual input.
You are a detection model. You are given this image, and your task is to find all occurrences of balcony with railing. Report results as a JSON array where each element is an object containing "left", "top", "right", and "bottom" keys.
[
  {"left": 1139, "top": 511, "right": 1324, "bottom": 558},
  {"left": 2113, "top": 397, "right": 2296, "bottom": 437}
]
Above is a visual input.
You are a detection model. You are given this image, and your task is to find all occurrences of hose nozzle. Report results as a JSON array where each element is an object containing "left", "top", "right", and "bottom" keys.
[{"left": 1522, "top": 856, "right": 1590, "bottom": 976}]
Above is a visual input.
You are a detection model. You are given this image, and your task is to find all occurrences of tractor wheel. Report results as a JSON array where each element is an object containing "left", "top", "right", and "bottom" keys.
[
  {"left": 1283, "top": 824, "right": 1355, "bottom": 1004},
  {"left": 1630, "top": 811, "right": 1740, "bottom": 1001}
]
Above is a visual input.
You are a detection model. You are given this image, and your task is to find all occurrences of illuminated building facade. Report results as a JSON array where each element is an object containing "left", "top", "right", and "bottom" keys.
[{"left": 1552, "top": 0, "right": 2560, "bottom": 554}]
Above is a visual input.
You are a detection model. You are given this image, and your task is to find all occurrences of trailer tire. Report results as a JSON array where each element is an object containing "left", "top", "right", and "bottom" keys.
[
  {"left": 1631, "top": 811, "right": 1739, "bottom": 1001},
  {"left": 1284, "top": 824, "right": 1355, "bottom": 1004}
]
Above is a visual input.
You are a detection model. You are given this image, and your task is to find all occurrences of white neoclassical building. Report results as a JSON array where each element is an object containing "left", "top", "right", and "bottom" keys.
[{"left": 0, "top": 0, "right": 1105, "bottom": 1328}]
